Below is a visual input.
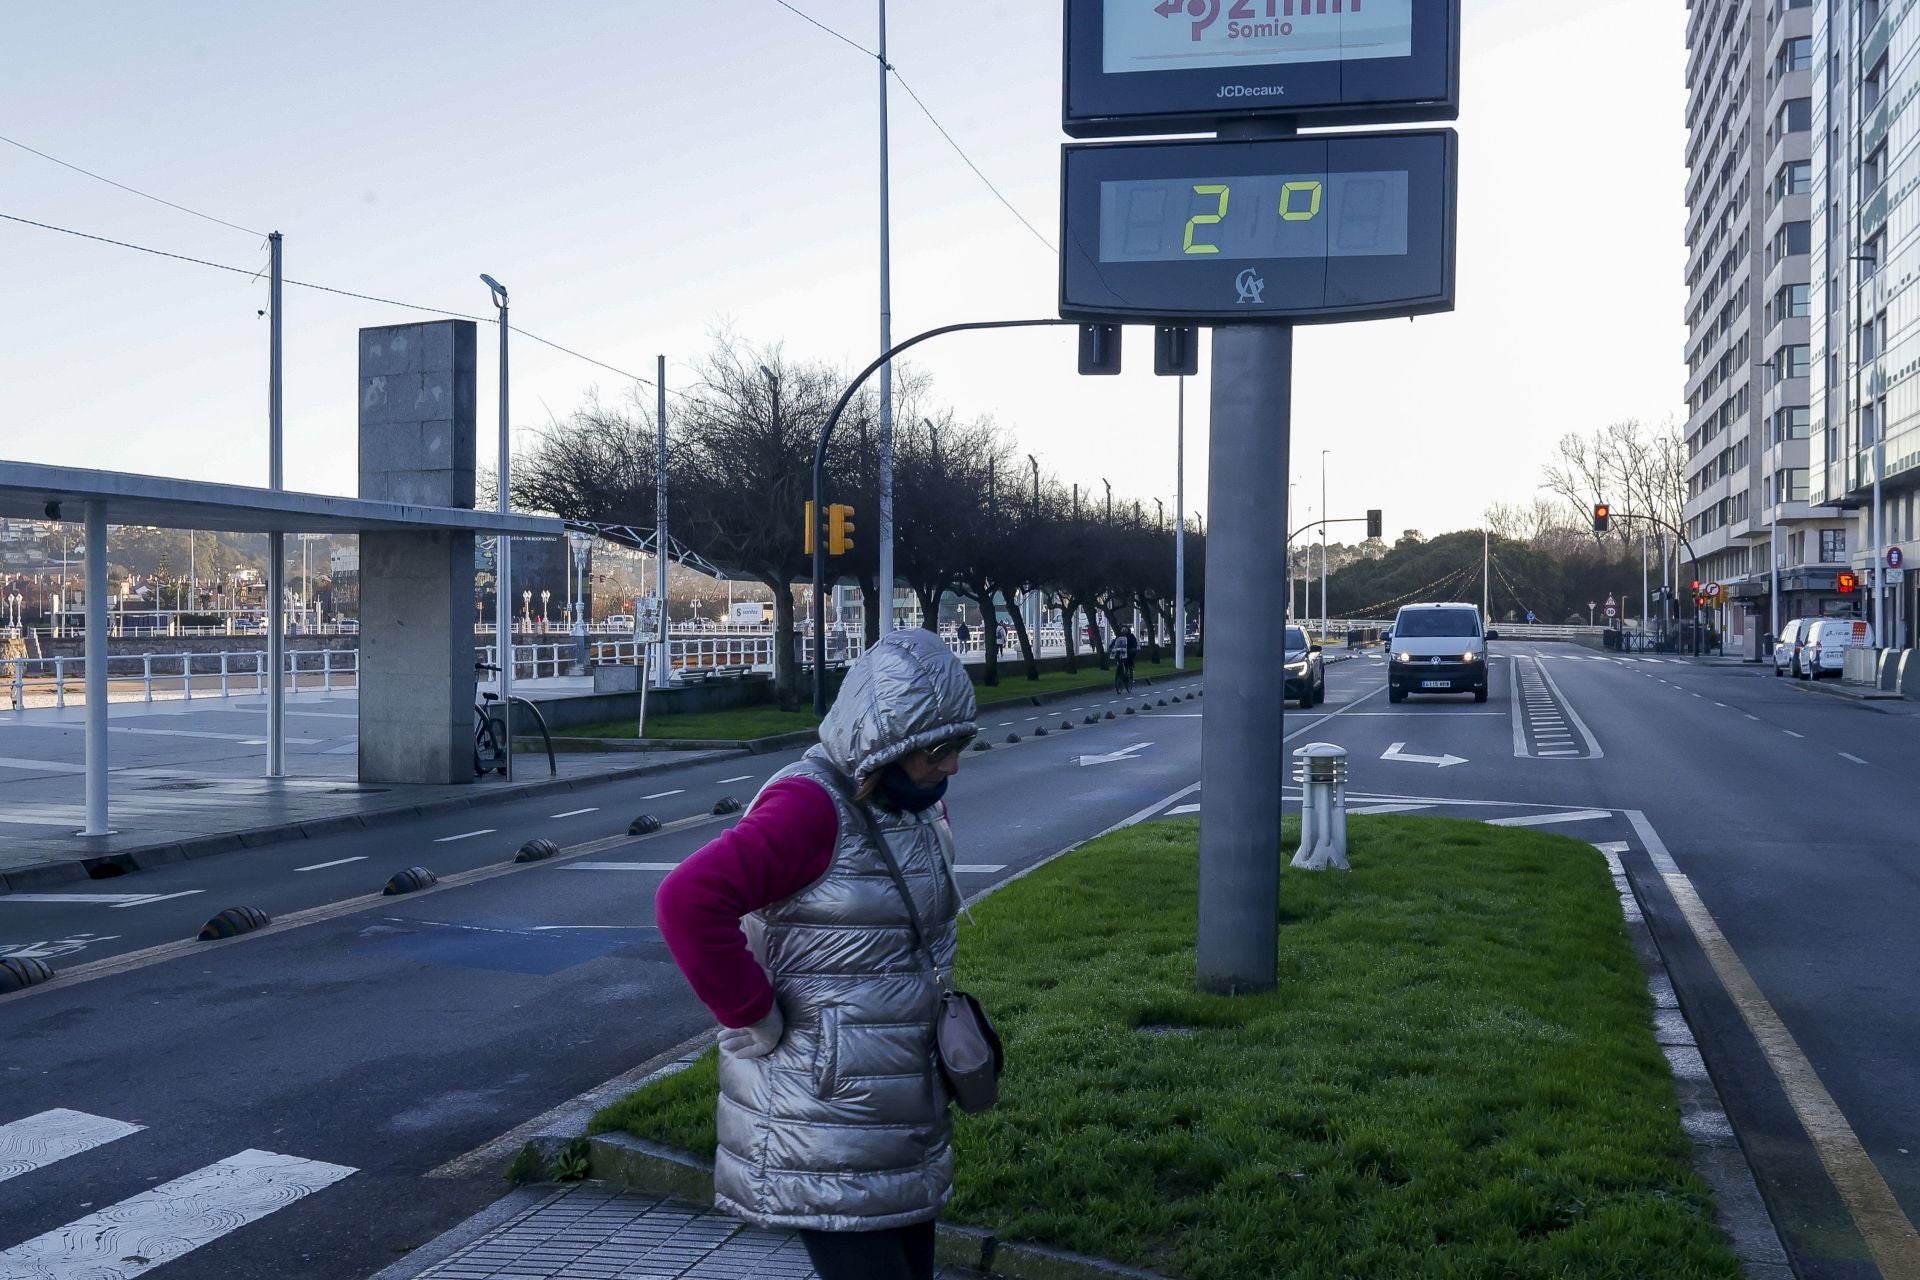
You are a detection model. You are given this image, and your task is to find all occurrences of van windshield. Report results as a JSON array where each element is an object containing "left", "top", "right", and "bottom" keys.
[{"left": 1395, "top": 609, "right": 1481, "bottom": 638}]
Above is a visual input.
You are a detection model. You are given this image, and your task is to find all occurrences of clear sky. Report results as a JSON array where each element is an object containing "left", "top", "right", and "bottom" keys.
[{"left": 0, "top": 1, "right": 1687, "bottom": 541}]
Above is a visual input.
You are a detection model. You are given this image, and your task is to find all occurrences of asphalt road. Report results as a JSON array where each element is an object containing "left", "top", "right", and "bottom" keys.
[
  {"left": 0, "top": 673, "right": 1206, "bottom": 1280},
  {"left": 5, "top": 647, "right": 1917, "bottom": 1279}
]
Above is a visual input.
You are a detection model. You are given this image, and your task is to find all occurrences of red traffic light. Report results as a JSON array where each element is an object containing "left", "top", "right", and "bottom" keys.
[
  {"left": 1838, "top": 571, "right": 1859, "bottom": 594},
  {"left": 1690, "top": 580, "right": 1700, "bottom": 591}
]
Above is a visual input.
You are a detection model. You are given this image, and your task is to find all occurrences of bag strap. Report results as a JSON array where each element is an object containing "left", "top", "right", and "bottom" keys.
[{"left": 810, "top": 765, "right": 949, "bottom": 991}]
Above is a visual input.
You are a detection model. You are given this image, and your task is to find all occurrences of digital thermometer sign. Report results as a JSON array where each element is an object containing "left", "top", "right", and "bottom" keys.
[
  {"left": 1064, "top": 0, "right": 1458, "bottom": 136},
  {"left": 1060, "top": 130, "right": 1454, "bottom": 323}
]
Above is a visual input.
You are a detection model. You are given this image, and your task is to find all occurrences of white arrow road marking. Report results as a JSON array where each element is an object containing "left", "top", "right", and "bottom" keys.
[
  {"left": 1486, "top": 809, "right": 1612, "bottom": 828},
  {"left": 1381, "top": 743, "right": 1467, "bottom": 768},
  {"left": 1167, "top": 803, "right": 1202, "bottom": 815},
  {"left": 1076, "top": 742, "right": 1154, "bottom": 766},
  {"left": 0, "top": 1109, "right": 146, "bottom": 1183},
  {"left": 0, "top": 1148, "right": 355, "bottom": 1278}
]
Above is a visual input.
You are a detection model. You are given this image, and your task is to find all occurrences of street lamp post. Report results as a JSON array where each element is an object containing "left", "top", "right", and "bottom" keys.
[
  {"left": 569, "top": 530, "right": 592, "bottom": 639},
  {"left": 481, "top": 273, "right": 514, "bottom": 778},
  {"left": 1027, "top": 453, "right": 1041, "bottom": 643},
  {"left": 1320, "top": 449, "right": 1330, "bottom": 642}
]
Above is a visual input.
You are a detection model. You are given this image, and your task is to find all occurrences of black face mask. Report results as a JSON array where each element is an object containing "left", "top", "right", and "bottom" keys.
[{"left": 876, "top": 763, "right": 948, "bottom": 813}]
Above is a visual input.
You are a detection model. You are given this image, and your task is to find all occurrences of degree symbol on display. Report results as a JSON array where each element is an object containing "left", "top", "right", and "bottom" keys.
[{"left": 1235, "top": 268, "right": 1267, "bottom": 304}]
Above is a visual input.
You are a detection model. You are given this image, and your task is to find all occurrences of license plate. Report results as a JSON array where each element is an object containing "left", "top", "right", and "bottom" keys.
[{"left": 1421, "top": 680, "right": 1452, "bottom": 689}]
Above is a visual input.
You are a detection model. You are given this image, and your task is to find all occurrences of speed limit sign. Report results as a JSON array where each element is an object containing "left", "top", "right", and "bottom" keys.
[{"left": 1603, "top": 604, "right": 1618, "bottom": 619}]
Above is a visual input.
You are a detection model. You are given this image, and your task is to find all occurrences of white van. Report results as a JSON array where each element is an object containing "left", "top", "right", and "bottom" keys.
[
  {"left": 1386, "top": 602, "right": 1496, "bottom": 703},
  {"left": 1801, "top": 618, "right": 1875, "bottom": 679},
  {"left": 1772, "top": 617, "right": 1809, "bottom": 678}
]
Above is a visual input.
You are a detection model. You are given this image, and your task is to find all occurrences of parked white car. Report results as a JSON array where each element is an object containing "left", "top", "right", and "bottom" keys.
[{"left": 1801, "top": 618, "right": 1875, "bottom": 680}]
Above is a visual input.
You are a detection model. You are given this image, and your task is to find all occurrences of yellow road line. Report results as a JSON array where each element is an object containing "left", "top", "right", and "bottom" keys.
[{"left": 1648, "top": 847, "right": 1920, "bottom": 1276}]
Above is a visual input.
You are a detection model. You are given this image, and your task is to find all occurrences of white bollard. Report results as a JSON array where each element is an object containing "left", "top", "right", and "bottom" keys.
[{"left": 1290, "top": 742, "right": 1350, "bottom": 871}]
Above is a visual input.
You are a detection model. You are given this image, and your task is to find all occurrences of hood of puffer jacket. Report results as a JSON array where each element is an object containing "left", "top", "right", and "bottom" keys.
[{"left": 818, "top": 628, "right": 977, "bottom": 786}]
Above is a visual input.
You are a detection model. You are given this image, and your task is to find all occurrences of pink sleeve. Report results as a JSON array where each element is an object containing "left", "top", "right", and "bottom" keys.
[{"left": 655, "top": 776, "right": 838, "bottom": 1028}]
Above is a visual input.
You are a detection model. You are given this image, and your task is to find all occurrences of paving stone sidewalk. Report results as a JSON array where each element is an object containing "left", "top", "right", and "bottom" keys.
[{"left": 376, "top": 1182, "right": 977, "bottom": 1280}]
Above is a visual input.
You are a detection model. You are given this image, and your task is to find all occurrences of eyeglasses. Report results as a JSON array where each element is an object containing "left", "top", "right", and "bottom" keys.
[{"left": 924, "top": 733, "right": 976, "bottom": 764}]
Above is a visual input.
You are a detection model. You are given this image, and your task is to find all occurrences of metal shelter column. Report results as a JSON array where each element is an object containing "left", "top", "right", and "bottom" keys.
[
  {"left": 266, "top": 230, "right": 285, "bottom": 778},
  {"left": 82, "top": 500, "right": 110, "bottom": 836}
]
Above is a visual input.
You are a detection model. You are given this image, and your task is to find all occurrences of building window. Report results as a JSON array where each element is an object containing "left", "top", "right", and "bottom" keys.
[
  {"left": 1789, "top": 468, "right": 1809, "bottom": 503},
  {"left": 1820, "top": 529, "right": 1847, "bottom": 560},
  {"left": 1787, "top": 344, "right": 1810, "bottom": 379}
]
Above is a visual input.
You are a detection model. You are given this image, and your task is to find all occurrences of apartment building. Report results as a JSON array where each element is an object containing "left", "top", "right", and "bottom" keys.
[
  {"left": 1683, "top": 0, "right": 1851, "bottom": 651},
  {"left": 1808, "top": 0, "right": 1920, "bottom": 648}
]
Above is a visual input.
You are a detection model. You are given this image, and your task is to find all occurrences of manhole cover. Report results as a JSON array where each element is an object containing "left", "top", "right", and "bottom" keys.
[{"left": 139, "top": 781, "right": 215, "bottom": 792}]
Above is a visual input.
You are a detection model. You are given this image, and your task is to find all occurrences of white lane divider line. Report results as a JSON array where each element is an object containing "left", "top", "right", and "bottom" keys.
[
  {"left": 716, "top": 775, "right": 755, "bottom": 785},
  {"left": 0, "top": 1108, "right": 146, "bottom": 1183},
  {"left": 296, "top": 856, "right": 368, "bottom": 873},
  {"left": 109, "top": 891, "right": 204, "bottom": 910},
  {"left": 952, "top": 864, "right": 1008, "bottom": 873},
  {"left": 0, "top": 1148, "right": 356, "bottom": 1278},
  {"left": 1, "top": 893, "right": 165, "bottom": 907},
  {"left": 1745, "top": 714, "right": 1761, "bottom": 721},
  {"left": 433, "top": 829, "right": 496, "bottom": 843},
  {"left": 1840, "top": 752, "right": 1869, "bottom": 765},
  {"left": 1486, "top": 809, "right": 1612, "bottom": 828},
  {"left": 641, "top": 789, "right": 684, "bottom": 800},
  {"left": 1347, "top": 803, "right": 1431, "bottom": 816},
  {"left": 564, "top": 861, "right": 682, "bottom": 872},
  {"left": 1783, "top": 730, "right": 1805, "bottom": 739},
  {"left": 550, "top": 808, "right": 599, "bottom": 819}
]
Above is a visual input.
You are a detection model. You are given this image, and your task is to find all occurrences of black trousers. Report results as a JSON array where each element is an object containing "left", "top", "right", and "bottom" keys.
[{"left": 797, "top": 1220, "right": 937, "bottom": 1280}]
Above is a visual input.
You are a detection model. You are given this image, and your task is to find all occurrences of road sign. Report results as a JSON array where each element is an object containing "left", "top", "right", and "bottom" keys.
[
  {"left": 1888, "top": 546, "right": 1904, "bottom": 569},
  {"left": 1705, "top": 581, "right": 1720, "bottom": 598},
  {"left": 1059, "top": 130, "right": 1458, "bottom": 324},
  {"left": 1063, "top": 0, "right": 1461, "bottom": 137},
  {"left": 1889, "top": 567, "right": 1905, "bottom": 585},
  {"left": 1603, "top": 604, "right": 1617, "bottom": 619}
]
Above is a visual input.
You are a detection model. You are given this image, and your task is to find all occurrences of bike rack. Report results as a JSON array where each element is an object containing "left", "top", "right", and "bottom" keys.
[{"left": 507, "top": 695, "right": 557, "bottom": 777}]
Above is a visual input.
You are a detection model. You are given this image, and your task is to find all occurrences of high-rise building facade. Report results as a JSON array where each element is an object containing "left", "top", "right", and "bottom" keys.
[
  {"left": 1809, "top": 0, "right": 1918, "bottom": 647},
  {"left": 1684, "top": 0, "right": 1849, "bottom": 652}
]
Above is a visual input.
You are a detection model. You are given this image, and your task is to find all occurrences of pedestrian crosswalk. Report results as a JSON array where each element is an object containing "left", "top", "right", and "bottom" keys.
[{"left": 0, "top": 1107, "right": 355, "bottom": 1278}]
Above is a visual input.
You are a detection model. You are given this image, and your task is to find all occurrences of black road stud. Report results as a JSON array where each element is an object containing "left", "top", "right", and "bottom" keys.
[
  {"left": 1125, "top": 707, "right": 1136, "bottom": 715},
  {"left": 1006, "top": 733, "right": 1021, "bottom": 743},
  {"left": 1060, "top": 720, "right": 1074, "bottom": 731},
  {"left": 516, "top": 838, "right": 561, "bottom": 863},
  {"left": 712, "top": 797, "right": 742, "bottom": 815},
  {"left": 383, "top": 866, "right": 438, "bottom": 896},
  {"left": 971, "top": 739, "right": 992, "bottom": 752},
  {"left": 1105, "top": 711, "right": 1116, "bottom": 719},
  {"left": 0, "top": 957, "right": 55, "bottom": 992},
  {"left": 196, "top": 906, "right": 271, "bottom": 940},
  {"left": 628, "top": 815, "right": 663, "bottom": 835},
  {"left": 1034, "top": 727, "right": 1049, "bottom": 737},
  {"left": 1157, "top": 699, "right": 1168, "bottom": 707},
  {"left": 1084, "top": 715, "right": 1097, "bottom": 724}
]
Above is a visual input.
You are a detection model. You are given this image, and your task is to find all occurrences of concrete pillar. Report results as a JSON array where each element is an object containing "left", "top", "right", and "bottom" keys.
[{"left": 356, "top": 320, "right": 477, "bottom": 784}]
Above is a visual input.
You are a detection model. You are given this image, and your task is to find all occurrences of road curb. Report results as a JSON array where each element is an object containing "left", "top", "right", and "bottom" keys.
[
  {"left": 1785, "top": 677, "right": 1905, "bottom": 707},
  {"left": 1605, "top": 847, "right": 1795, "bottom": 1278},
  {"left": 0, "top": 752, "right": 744, "bottom": 896}
]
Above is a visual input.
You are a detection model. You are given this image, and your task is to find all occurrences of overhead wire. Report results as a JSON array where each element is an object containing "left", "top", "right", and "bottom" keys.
[
  {"left": 0, "top": 131, "right": 266, "bottom": 238},
  {"left": 768, "top": 1, "right": 1057, "bottom": 257}
]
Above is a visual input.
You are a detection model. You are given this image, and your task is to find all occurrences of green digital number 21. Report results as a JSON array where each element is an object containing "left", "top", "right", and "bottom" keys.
[{"left": 1183, "top": 184, "right": 1229, "bottom": 255}]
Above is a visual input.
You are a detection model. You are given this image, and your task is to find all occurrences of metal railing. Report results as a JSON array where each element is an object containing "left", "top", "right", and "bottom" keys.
[{"left": 3, "top": 648, "right": 358, "bottom": 711}]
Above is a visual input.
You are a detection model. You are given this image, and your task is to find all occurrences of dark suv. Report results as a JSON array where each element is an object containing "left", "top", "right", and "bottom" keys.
[{"left": 1285, "top": 625, "right": 1325, "bottom": 706}]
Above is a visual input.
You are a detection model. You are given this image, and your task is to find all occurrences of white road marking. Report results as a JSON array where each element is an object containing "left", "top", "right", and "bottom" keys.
[
  {"left": 1167, "top": 803, "right": 1202, "bottom": 815},
  {"left": 1077, "top": 742, "right": 1154, "bottom": 766},
  {"left": 641, "top": 789, "right": 684, "bottom": 800},
  {"left": 952, "top": 864, "right": 1008, "bottom": 873},
  {"left": 1840, "top": 752, "right": 1869, "bottom": 765},
  {"left": 1, "top": 893, "right": 162, "bottom": 906},
  {"left": 109, "top": 891, "right": 204, "bottom": 909},
  {"left": 550, "top": 808, "right": 599, "bottom": 819},
  {"left": 109, "top": 727, "right": 322, "bottom": 744},
  {"left": 1746, "top": 714, "right": 1761, "bottom": 721},
  {"left": 0, "top": 1109, "right": 146, "bottom": 1183},
  {"left": 564, "top": 861, "right": 682, "bottom": 872},
  {"left": 433, "top": 829, "right": 496, "bottom": 843},
  {"left": 1346, "top": 803, "right": 1431, "bottom": 816},
  {"left": 295, "top": 856, "right": 368, "bottom": 872},
  {"left": 1783, "top": 730, "right": 1805, "bottom": 739},
  {"left": 716, "top": 775, "right": 754, "bottom": 784},
  {"left": 1486, "top": 809, "right": 1612, "bottom": 828},
  {"left": 1381, "top": 743, "right": 1467, "bottom": 768},
  {"left": 0, "top": 1148, "right": 356, "bottom": 1278}
]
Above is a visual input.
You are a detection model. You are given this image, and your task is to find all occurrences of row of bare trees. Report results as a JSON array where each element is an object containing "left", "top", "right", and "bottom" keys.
[{"left": 513, "top": 338, "right": 1202, "bottom": 707}]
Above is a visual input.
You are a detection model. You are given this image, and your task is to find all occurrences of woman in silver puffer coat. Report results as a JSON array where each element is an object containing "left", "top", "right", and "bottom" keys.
[{"left": 657, "top": 628, "right": 978, "bottom": 1280}]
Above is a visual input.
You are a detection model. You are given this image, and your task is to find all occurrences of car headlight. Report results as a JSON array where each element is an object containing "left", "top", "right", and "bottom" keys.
[
  {"left": 1462, "top": 651, "right": 1481, "bottom": 663},
  {"left": 1286, "top": 660, "right": 1308, "bottom": 674},
  {"left": 1395, "top": 650, "right": 1414, "bottom": 663}
]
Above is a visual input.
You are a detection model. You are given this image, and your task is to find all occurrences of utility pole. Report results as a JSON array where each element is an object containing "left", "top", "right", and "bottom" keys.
[
  {"left": 1319, "top": 449, "right": 1329, "bottom": 641},
  {"left": 875, "top": 0, "right": 896, "bottom": 637},
  {"left": 266, "top": 231, "right": 285, "bottom": 779},
  {"left": 482, "top": 273, "right": 513, "bottom": 778},
  {"left": 1175, "top": 376, "right": 1186, "bottom": 669},
  {"left": 1482, "top": 526, "right": 1489, "bottom": 621},
  {"left": 656, "top": 355, "right": 670, "bottom": 690}
]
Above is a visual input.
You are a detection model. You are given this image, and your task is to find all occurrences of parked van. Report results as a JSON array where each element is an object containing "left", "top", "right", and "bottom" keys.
[
  {"left": 1772, "top": 617, "right": 1809, "bottom": 678},
  {"left": 1386, "top": 602, "right": 1496, "bottom": 703},
  {"left": 1801, "top": 618, "right": 1875, "bottom": 680}
]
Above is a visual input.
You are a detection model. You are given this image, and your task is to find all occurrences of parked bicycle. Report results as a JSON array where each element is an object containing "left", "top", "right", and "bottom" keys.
[{"left": 474, "top": 663, "right": 507, "bottom": 777}]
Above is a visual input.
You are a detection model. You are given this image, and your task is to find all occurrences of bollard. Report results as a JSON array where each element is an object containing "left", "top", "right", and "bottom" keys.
[{"left": 1289, "top": 742, "right": 1350, "bottom": 871}]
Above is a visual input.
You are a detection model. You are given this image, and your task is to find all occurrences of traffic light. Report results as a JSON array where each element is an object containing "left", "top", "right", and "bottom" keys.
[
  {"left": 1838, "top": 570, "right": 1859, "bottom": 594},
  {"left": 1592, "top": 502, "right": 1611, "bottom": 533},
  {"left": 827, "top": 503, "right": 856, "bottom": 556},
  {"left": 1153, "top": 325, "right": 1198, "bottom": 376},
  {"left": 803, "top": 499, "right": 816, "bottom": 555},
  {"left": 1078, "top": 323, "right": 1121, "bottom": 375},
  {"left": 1366, "top": 508, "right": 1382, "bottom": 540}
]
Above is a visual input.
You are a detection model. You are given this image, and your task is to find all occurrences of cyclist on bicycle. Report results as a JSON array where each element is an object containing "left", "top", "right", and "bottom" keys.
[{"left": 1107, "top": 625, "right": 1137, "bottom": 692}]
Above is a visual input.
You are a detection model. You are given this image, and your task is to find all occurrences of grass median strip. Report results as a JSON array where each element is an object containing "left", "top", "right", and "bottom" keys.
[
  {"left": 567, "top": 657, "right": 1205, "bottom": 742},
  {"left": 591, "top": 815, "right": 1737, "bottom": 1278}
]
